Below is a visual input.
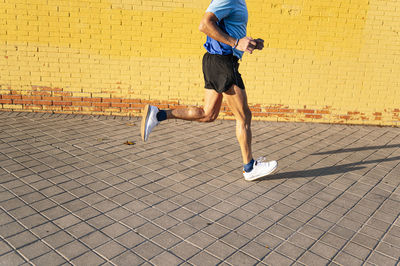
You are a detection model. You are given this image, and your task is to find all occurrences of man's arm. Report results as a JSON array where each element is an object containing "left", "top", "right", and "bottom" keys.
[{"left": 199, "top": 12, "right": 263, "bottom": 54}]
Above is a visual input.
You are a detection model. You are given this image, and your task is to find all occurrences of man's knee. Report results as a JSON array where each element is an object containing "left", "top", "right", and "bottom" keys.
[
  {"left": 202, "top": 112, "right": 218, "bottom": 122},
  {"left": 239, "top": 107, "right": 252, "bottom": 125}
]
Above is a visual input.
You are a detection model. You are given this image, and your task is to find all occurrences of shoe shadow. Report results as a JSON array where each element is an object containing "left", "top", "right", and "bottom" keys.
[{"left": 258, "top": 155, "right": 400, "bottom": 181}]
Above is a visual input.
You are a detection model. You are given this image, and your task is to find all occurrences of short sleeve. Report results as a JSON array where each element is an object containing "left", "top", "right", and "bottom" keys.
[{"left": 206, "top": 0, "right": 233, "bottom": 21}]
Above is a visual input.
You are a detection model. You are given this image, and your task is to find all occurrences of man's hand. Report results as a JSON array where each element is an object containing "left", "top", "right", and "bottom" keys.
[{"left": 236, "top": 37, "right": 264, "bottom": 54}]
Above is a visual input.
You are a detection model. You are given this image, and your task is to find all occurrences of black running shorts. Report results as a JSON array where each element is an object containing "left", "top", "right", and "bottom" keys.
[{"left": 202, "top": 52, "right": 245, "bottom": 94}]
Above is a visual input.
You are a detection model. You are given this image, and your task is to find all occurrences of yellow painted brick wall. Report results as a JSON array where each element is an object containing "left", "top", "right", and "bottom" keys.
[{"left": 0, "top": 0, "right": 399, "bottom": 126}]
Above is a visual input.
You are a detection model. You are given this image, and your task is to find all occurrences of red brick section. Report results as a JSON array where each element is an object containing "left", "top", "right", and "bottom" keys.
[{"left": 0, "top": 89, "right": 399, "bottom": 126}]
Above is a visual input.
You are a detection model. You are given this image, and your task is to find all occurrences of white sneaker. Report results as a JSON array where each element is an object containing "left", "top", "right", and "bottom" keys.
[
  {"left": 243, "top": 157, "right": 278, "bottom": 181},
  {"left": 141, "top": 104, "right": 160, "bottom": 142}
]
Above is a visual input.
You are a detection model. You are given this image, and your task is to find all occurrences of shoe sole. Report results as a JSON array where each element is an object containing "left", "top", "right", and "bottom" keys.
[
  {"left": 244, "top": 162, "right": 278, "bottom": 181},
  {"left": 141, "top": 104, "right": 150, "bottom": 142}
]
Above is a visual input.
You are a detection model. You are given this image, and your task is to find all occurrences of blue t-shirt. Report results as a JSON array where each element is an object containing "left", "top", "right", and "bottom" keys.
[{"left": 204, "top": 0, "right": 248, "bottom": 59}]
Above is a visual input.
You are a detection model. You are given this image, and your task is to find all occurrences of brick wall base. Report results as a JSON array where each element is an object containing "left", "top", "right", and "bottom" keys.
[{"left": 1, "top": 88, "right": 399, "bottom": 126}]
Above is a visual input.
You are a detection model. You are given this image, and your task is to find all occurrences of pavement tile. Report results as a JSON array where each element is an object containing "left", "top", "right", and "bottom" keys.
[
  {"left": 375, "top": 241, "right": 400, "bottom": 259},
  {"left": 287, "top": 232, "right": 316, "bottom": 250},
  {"left": 19, "top": 213, "right": 49, "bottom": 229},
  {"left": 333, "top": 251, "right": 364, "bottom": 266},
  {"left": 308, "top": 217, "right": 334, "bottom": 231},
  {"left": 320, "top": 232, "right": 349, "bottom": 250},
  {"left": 79, "top": 230, "right": 111, "bottom": 249},
  {"left": 136, "top": 222, "right": 164, "bottom": 239},
  {"left": 94, "top": 240, "right": 127, "bottom": 260},
  {"left": 217, "top": 215, "right": 243, "bottom": 230},
  {"left": 268, "top": 223, "right": 295, "bottom": 239},
  {"left": 30, "top": 221, "right": 61, "bottom": 238},
  {"left": 235, "top": 223, "right": 263, "bottom": 239},
  {"left": 367, "top": 251, "right": 398, "bottom": 266},
  {"left": 336, "top": 217, "right": 364, "bottom": 232},
  {"left": 262, "top": 251, "right": 295, "bottom": 265},
  {"left": 115, "top": 231, "right": 145, "bottom": 249},
  {"left": 18, "top": 240, "right": 52, "bottom": 260},
  {"left": 101, "top": 222, "right": 130, "bottom": 239},
  {"left": 187, "top": 231, "right": 216, "bottom": 249},
  {"left": 205, "top": 240, "right": 236, "bottom": 260},
  {"left": 71, "top": 250, "right": 106, "bottom": 265},
  {"left": 53, "top": 214, "right": 81, "bottom": 229},
  {"left": 105, "top": 207, "right": 131, "bottom": 221},
  {"left": 111, "top": 250, "right": 146, "bottom": 265},
  {"left": 86, "top": 214, "right": 114, "bottom": 229},
  {"left": 150, "top": 251, "right": 184, "bottom": 266},
  {"left": 132, "top": 240, "right": 164, "bottom": 260},
  {"left": 0, "top": 240, "right": 12, "bottom": 256},
  {"left": 153, "top": 214, "right": 180, "bottom": 230},
  {"left": 222, "top": 231, "right": 250, "bottom": 249},
  {"left": 202, "top": 223, "right": 230, "bottom": 240},
  {"left": 276, "top": 242, "right": 305, "bottom": 260},
  {"left": 188, "top": 251, "right": 220, "bottom": 266},
  {"left": 0, "top": 221, "right": 25, "bottom": 238},
  {"left": 0, "top": 251, "right": 28, "bottom": 265},
  {"left": 343, "top": 241, "right": 372, "bottom": 261},
  {"left": 352, "top": 232, "right": 380, "bottom": 249},
  {"left": 240, "top": 240, "right": 271, "bottom": 260},
  {"left": 138, "top": 207, "right": 164, "bottom": 220},
  {"left": 43, "top": 230, "right": 74, "bottom": 248},
  {"left": 309, "top": 241, "right": 338, "bottom": 260},
  {"left": 359, "top": 225, "right": 385, "bottom": 240},
  {"left": 298, "top": 251, "right": 330, "bottom": 266},
  {"left": 170, "top": 241, "right": 201, "bottom": 260},
  {"left": 65, "top": 221, "right": 95, "bottom": 239},
  {"left": 1, "top": 197, "right": 26, "bottom": 211},
  {"left": 6, "top": 230, "right": 38, "bottom": 249},
  {"left": 57, "top": 240, "right": 90, "bottom": 260},
  {"left": 152, "top": 231, "right": 182, "bottom": 249}
]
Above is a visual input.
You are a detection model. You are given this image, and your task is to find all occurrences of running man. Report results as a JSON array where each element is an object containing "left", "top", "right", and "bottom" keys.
[{"left": 141, "top": 0, "right": 277, "bottom": 181}]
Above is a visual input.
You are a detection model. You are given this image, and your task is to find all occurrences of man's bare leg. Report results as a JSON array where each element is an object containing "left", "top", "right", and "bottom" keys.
[
  {"left": 165, "top": 89, "right": 223, "bottom": 122},
  {"left": 223, "top": 85, "right": 253, "bottom": 164},
  {"left": 141, "top": 89, "right": 223, "bottom": 141}
]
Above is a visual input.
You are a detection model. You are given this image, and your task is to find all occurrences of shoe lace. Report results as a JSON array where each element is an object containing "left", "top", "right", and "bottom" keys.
[{"left": 255, "top": 157, "right": 267, "bottom": 165}]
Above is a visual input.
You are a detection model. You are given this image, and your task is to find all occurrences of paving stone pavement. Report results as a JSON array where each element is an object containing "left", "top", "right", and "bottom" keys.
[{"left": 1, "top": 111, "right": 400, "bottom": 266}]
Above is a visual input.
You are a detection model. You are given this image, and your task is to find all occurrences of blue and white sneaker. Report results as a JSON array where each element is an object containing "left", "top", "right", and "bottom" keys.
[
  {"left": 243, "top": 157, "right": 278, "bottom": 181},
  {"left": 141, "top": 105, "right": 160, "bottom": 142}
]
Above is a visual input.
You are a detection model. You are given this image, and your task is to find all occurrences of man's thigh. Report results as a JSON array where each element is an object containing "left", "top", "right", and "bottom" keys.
[
  {"left": 203, "top": 88, "right": 223, "bottom": 119},
  {"left": 223, "top": 85, "right": 250, "bottom": 120}
]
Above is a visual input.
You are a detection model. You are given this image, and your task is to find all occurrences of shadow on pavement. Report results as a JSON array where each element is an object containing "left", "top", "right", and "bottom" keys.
[
  {"left": 311, "top": 144, "right": 400, "bottom": 155},
  {"left": 260, "top": 155, "right": 400, "bottom": 181}
]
